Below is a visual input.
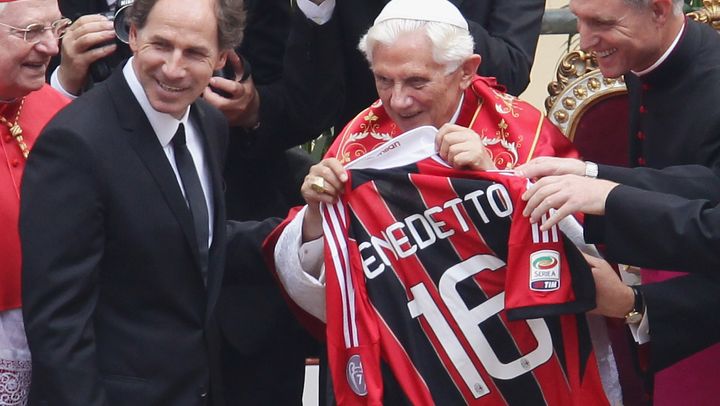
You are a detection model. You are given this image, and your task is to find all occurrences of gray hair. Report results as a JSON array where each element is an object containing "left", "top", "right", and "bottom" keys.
[
  {"left": 127, "top": 0, "right": 245, "bottom": 50},
  {"left": 358, "top": 19, "right": 474, "bottom": 74},
  {"left": 624, "top": 0, "right": 684, "bottom": 16}
]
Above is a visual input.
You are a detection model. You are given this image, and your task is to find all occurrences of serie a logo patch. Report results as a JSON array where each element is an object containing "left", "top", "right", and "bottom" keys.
[{"left": 529, "top": 250, "right": 560, "bottom": 292}]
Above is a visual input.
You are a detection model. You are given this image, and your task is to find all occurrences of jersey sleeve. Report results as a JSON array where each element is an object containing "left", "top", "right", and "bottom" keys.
[
  {"left": 321, "top": 198, "right": 385, "bottom": 405},
  {"left": 502, "top": 178, "right": 596, "bottom": 320}
]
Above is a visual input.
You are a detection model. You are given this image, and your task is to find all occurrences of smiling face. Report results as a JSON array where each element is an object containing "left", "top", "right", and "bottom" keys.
[
  {"left": 129, "top": 0, "right": 227, "bottom": 118},
  {"left": 370, "top": 31, "right": 478, "bottom": 132},
  {"left": 570, "top": 0, "right": 667, "bottom": 78},
  {"left": 0, "top": 0, "right": 61, "bottom": 100}
]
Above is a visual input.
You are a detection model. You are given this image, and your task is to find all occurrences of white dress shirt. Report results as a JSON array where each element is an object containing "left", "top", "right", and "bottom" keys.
[
  {"left": 295, "top": 0, "right": 336, "bottom": 25},
  {"left": 122, "top": 59, "right": 215, "bottom": 246}
]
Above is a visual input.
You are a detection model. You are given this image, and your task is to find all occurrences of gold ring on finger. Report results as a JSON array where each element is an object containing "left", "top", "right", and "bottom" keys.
[{"left": 310, "top": 176, "right": 327, "bottom": 194}]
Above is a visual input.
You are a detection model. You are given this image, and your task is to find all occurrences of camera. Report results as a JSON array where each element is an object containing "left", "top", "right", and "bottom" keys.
[
  {"left": 88, "top": 0, "right": 134, "bottom": 84},
  {"left": 210, "top": 54, "right": 253, "bottom": 98},
  {"left": 100, "top": 0, "right": 133, "bottom": 44}
]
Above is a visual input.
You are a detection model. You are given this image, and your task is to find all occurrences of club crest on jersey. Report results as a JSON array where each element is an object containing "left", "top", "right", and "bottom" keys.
[
  {"left": 346, "top": 354, "right": 368, "bottom": 396},
  {"left": 529, "top": 250, "right": 560, "bottom": 291}
]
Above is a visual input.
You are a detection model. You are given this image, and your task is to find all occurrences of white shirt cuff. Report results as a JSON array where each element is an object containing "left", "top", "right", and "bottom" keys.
[
  {"left": 274, "top": 206, "right": 326, "bottom": 321},
  {"left": 50, "top": 67, "right": 79, "bottom": 100},
  {"left": 295, "top": 0, "right": 335, "bottom": 25},
  {"left": 629, "top": 307, "right": 650, "bottom": 344}
]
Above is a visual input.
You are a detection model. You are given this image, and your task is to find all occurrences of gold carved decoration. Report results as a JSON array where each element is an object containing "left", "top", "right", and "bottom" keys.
[
  {"left": 687, "top": 0, "right": 720, "bottom": 30},
  {"left": 545, "top": 50, "right": 626, "bottom": 139}
]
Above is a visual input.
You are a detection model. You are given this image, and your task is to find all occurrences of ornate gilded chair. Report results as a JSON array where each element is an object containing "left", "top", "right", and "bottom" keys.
[
  {"left": 545, "top": 51, "right": 630, "bottom": 166},
  {"left": 687, "top": 0, "right": 720, "bottom": 30},
  {"left": 545, "top": 0, "right": 720, "bottom": 166}
]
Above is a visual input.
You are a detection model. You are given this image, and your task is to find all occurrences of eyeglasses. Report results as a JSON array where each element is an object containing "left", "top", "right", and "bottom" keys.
[{"left": 0, "top": 18, "right": 72, "bottom": 44}]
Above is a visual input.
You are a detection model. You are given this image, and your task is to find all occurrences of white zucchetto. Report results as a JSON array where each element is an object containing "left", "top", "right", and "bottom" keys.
[{"left": 374, "top": 0, "right": 469, "bottom": 31}]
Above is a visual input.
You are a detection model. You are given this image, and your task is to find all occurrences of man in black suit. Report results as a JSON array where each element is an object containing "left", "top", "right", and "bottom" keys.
[
  {"left": 516, "top": 157, "right": 720, "bottom": 374},
  {"left": 49, "top": 0, "right": 344, "bottom": 403},
  {"left": 19, "top": 0, "right": 276, "bottom": 404}
]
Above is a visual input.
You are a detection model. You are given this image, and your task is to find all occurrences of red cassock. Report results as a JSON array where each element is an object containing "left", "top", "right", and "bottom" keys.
[{"left": 0, "top": 84, "right": 68, "bottom": 312}]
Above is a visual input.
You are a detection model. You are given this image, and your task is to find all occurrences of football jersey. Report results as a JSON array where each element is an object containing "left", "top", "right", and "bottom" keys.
[{"left": 320, "top": 128, "right": 609, "bottom": 405}]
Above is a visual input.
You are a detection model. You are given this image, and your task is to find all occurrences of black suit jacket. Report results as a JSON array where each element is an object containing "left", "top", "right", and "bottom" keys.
[
  {"left": 584, "top": 164, "right": 720, "bottom": 371},
  {"left": 20, "top": 67, "right": 276, "bottom": 405},
  {"left": 625, "top": 20, "right": 720, "bottom": 172},
  {"left": 331, "top": 0, "right": 544, "bottom": 127}
]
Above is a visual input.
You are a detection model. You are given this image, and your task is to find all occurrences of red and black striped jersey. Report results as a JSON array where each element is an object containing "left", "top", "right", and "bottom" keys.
[{"left": 321, "top": 140, "right": 608, "bottom": 405}]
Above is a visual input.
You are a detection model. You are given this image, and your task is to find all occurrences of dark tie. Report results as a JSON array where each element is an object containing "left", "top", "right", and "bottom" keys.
[{"left": 172, "top": 123, "right": 209, "bottom": 284}]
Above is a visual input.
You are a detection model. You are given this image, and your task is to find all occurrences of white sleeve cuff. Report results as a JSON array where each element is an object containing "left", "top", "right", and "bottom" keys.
[
  {"left": 300, "top": 237, "right": 325, "bottom": 280},
  {"left": 49, "top": 67, "right": 79, "bottom": 100},
  {"left": 274, "top": 206, "right": 326, "bottom": 321},
  {"left": 629, "top": 307, "right": 650, "bottom": 344},
  {"left": 295, "top": 0, "right": 335, "bottom": 25}
]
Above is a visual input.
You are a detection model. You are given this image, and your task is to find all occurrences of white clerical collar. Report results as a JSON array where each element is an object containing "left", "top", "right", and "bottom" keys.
[
  {"left": 449, "top": 93, "right": 464, "bottom": 124},
  {"left": 123, "top": 57, "right": 190, "bottom": 148},
  {"left": 632, "top": 20, "right": 685, "bottom": 77}
]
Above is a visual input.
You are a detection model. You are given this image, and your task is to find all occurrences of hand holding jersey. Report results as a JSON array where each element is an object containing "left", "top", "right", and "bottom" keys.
[
  {"left": 435, "top": 123, "right": 497, "bottom": 171},
  {"left": 521, "top": 174, "right": 619, "bottom": 230},
  {"left": 515, "top": 156, "right": 587, "bottom": 178},
  {"left": 584, "top": 253, "right": 637, "bottom": 318},
  {"left": 516, "top": 157, "right": 619, "bottom": 230},
  {"left": 301, "top": 157, "right": 348, "bottom": 241},
  {"left": 302, "top": 125, "right": 497, "bottom": 241},
  {"left": 516, "top": 157, "right": 637, "bottom": 321}
]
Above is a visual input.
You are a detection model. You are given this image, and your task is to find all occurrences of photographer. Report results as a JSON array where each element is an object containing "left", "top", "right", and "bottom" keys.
[{"left": 49, "top": 0, "right": 132, "bottom": 96}]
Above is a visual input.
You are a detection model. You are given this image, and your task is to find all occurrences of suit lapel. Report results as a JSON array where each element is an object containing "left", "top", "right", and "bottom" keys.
[{"left": 106, "top": 69, "right": 204, "bottom": 271}]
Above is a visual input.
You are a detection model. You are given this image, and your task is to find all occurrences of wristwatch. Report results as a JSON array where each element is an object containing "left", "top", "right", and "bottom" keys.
[
  {"left": 584, "top": 161, "right": 599, "bottom": 178},
  {"left": 624, "top": 286, "right": 645, "bottom": 324}
]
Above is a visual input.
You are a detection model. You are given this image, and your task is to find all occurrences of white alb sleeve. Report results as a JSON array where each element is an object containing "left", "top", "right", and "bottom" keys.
[
  {"left": 274, "top": 206, "right": 327, "bottom": 321},
  {"left": 49, "top": 67, "right": 80, "bottom": 100}
]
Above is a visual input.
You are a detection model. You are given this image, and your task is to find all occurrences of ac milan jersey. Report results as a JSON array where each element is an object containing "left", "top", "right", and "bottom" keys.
[{"left": 320, "top": 128, "right": 608, "bottom": 405}]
